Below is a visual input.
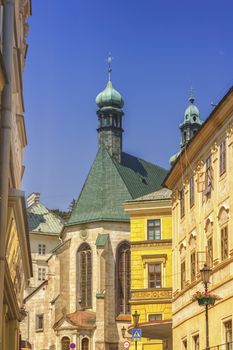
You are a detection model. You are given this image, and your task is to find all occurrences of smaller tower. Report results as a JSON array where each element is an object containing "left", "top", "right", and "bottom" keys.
[
  {"left": 170, "top": 91, "right": 203, "bottom": 165},
  {"left": 96, "top": 55, "right": 124, "bottom": 163},
  {"left": 179, "top": 94, "right": 202, "bottom": 148}
]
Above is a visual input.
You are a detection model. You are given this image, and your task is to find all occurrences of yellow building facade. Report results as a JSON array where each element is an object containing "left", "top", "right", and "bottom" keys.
[
  {"left": 164, "top": 87, "right": 233, "bottom": 349},
  {"left": 124, "top": 189, "right": 172, "bottom": 350}
]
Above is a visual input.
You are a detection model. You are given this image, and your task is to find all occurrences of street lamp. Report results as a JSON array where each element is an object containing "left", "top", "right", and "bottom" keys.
[
  {"left": 200, "top": 264, "right": 212, "bottom": 350},
  {"left": 132, "top": 311, "right": 140, "bottom": 350},
  {"left": 121, "top": 326, "right": 126, "bottom": 339}
]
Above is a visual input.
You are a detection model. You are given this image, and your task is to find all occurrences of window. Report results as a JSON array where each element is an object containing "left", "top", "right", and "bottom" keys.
[
  {"left": 193, "top": 334, "right": 199, "bottom": 350},
  {"left": 205, "top": 156, "right": 212, "bottom": 195},
  {"left": 224, "top": 320, "right": 232, "bottom": 350},
  {"left": 181, "top": 261, "right": 186, "bottom": 289},
  {"left": 221, "top": 226, "right": 228, "bottom": 260},
  {"left": 180, "top": 188, "right": 185, "bottom": 218},
  {"left": 189, "top": 176, "right": 195, "bottom": 207},
  {"left": 36, "top": 314, "right": 44, "bottom": 331},
  {"left": 38, "top": 244, "right": 46, "bottom": 255},
  {"left": 182, "top": 339, "right": 187, "bottom": 350},
  {"left": 190, "top": 251, "right": 196, "bottom": 282},
  {"left": 116, "top": 241, "right": 131, "bottom": 315},
  {"left": 81, "top": 338, "right": 89, "bottom": 350},
  {"left": 147, "top": 219, "right": 161, "bottom": 240},
  {"left": 38, "top": 267, "right": 46, "bottom": 281},
  {"left": 148, "top": 264, "right": 161, "bottom": 288},
  {"left": 148, "top": 314, "right": 162, "bottom": 321},
  {"left": 220, "top": 140, "right": 226, "bottom": 175},
  {"left": 61, "top": 337, "right": 70, "bottom": 350},
  {"left": 207, "top": 237, "right": 213, "bottom": 267},
  {"left": 77, "top": 243, "right": 92, "bottom": 309}
]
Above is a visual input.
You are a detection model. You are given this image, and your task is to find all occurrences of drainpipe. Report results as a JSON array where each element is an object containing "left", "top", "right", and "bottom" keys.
[{"left": 0, "top": 0, "right": 15, "bottom": 348}]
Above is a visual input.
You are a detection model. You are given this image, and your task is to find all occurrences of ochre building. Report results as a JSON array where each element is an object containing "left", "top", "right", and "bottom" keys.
[
  {"left": 0, "top": 1, "right": 32, "bottom": 350},
  {"left": 124, "top": 188, "right": 172, "bottom": 350},
  {"left": 164, "top": 87, "right": 233, "bottom": 349}
]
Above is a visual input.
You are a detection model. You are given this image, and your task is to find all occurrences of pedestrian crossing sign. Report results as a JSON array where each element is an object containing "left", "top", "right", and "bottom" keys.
[{"left": 132, "top": 328, "right": 142, "bottom": 340}]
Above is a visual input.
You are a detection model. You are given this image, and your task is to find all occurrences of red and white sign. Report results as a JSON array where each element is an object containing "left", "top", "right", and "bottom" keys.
[{"left": 123, "top": 341, "right": 130, "bottom": 349}]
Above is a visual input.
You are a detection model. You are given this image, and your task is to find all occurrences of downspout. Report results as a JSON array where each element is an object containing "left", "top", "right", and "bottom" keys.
[{"left": 0, "top": 0, "right": 15, "bottom": 348}]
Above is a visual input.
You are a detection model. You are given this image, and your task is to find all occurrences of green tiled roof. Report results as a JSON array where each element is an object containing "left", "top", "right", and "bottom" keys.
[
  {"left": 27, "top": 202, "right": 63, "bottom": 235},
  {"left": 67, "top": 146, "right": 167, "bottom": 225},
  {"left": 95, "top": 234, "right": 109, "bottom": 248}
]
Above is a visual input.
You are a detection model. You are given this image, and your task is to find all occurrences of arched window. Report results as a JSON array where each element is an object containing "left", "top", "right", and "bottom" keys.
[
  {"left": 61, "top": 336, "right": 70, "bottom": 350},
  {"left": 116, "top": 241, "right": 130, "bottom": 315},
  {"left": 81, "top": 338, "right": 89, "bottom": 350},
  {"left": 77, "top": 243, "right": 92, "bottom": 309}
]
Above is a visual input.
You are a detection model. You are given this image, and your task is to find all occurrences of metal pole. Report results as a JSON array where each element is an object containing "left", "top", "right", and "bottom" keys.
[
  {"left": 135, "top": 340, "right": 137, "bottom": 350},
  {"left": 205, "top": 282, "right": 210, "bottom": 350}
]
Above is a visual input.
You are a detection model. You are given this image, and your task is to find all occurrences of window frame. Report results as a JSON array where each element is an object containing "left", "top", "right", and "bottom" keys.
[
  {"left": 192, "top": 334, "right": 200, "bottom": 350},
  {"left": 189, "top": 175, "right": 195, "bottom": 208},
  {"left": 220, "top": 139, "right": 226, "bottom": 176},
  {"left": 38, "top": 244, "right": 46, "bottom": 255},
  {"left": 181, "top": 261, "right": 186, "bottom": 290},
  {"left": 205, "top": 155, "right": 212, "bottom": 196},
  {"left": 221, "top": 226, "right": 228, "bottom": 260},
  {"left": 148, "top": 313, "right": 162, "bottom": 322},
  {"left": 148, "top": 263, "right": 162, "bottom": 289},
  {"left": 180, "top": 188, "right": 185, "bottom": 218},
  {"left": 190, "top": 251, "right": 196, "bottom": 282},
  {"left": 147, "top": 219, "right": 161, "bottom": 240},
  {"left": 38, "top": 267, "right": 46, "bottom": 281},
  {"left": 207, "top": 236, "right": 213, "bottom": 267},
  {"left": 35, "top": 314, "right": 44, "bottom": 332}
]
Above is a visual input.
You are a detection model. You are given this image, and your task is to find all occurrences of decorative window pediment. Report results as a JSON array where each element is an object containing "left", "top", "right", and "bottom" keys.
[{"left": 218, "top": 205, "right": 229, "bottom": 226}]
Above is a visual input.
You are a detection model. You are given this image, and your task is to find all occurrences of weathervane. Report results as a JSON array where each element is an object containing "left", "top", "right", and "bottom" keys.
[
  {"left": 189, "top": 86, "right": 195, "bottom": 103},
  {"left": 106, "top": 53, "right": 114, "bottom": 81}
]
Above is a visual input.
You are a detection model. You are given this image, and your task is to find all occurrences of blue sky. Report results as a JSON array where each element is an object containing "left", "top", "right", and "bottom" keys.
[{"left": 23, "top": 0, "right": 233, "bottom": 210}]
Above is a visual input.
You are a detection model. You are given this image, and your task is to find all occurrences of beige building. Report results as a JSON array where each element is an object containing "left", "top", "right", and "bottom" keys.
[
  {"left": 0, "top": 1, "right": 32, "bottom": 350},
  {"left": 20, "top": 193, "right": 63, "bottom": 349},
  {"left": 164, "top": 87, "right": 233, "bottom": 349}
]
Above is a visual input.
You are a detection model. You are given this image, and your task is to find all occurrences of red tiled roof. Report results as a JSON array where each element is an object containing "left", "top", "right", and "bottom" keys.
[{"left": 66, "top": 310, "right": 96, "bottom": 329}]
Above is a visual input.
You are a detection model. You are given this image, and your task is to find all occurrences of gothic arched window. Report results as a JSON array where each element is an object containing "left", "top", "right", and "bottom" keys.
[
  {"left": 77, "top": 243, "right": 92, "bottom": 309},
  {"left": 61, "top": 336, "right": 70, "bottom": 350},
  {"left": 81, "top": 338, "right": 89, "bottom": 350},
  {"left": 116, "top": 241, "right": 130, "bottom": 315}
]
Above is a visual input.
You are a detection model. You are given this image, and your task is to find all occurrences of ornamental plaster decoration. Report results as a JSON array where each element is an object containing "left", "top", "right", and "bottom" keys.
[
  {"left": 217, "top": 205, "right": 229, "bottom": 225},
  {"left": 188, "top": 231, "right": 196, "bottom": 246},
  {"left": 226, "top": 123, "right": 233, "bottom": 145},
  {"left": 80, "top": 229, "right": 88, "bottom": 241},
  {"left": 219, "top": 179, "right": 228, "bottom": 197},
  {"left": 179, "top": 241, "right": 186, "bottom": 258},
  {"left": 204, "top": 217, "right": 213, "bottom": 236}
]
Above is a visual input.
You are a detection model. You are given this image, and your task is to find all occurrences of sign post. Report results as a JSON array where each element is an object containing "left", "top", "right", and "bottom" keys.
[{"left": 123, "top": 340, "right": 130, "bottom": 349}]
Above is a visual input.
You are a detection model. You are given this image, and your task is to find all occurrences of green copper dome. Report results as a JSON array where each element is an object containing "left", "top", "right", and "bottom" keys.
[
  {"left": 96, "top": 80, "right": 124, "bottom": 109},
  {"left": 182, "top": 96, "right": 201, "bottom": 125}
]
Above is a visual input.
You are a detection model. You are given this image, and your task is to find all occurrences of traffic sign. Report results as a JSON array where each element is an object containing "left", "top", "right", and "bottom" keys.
[
  {"left": 132, "top": 328, "right": 142, "bottom": 340},
  {"left": 123, "top": 341, "right": 130, "bottom": 349},
  {"left": 69, "top": 344, "right": 76, "bottom": 349}
]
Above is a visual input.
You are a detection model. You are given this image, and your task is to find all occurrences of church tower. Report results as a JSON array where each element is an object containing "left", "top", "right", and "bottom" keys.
[
  {"left": 179, "top": 94, "right": 202, "bottom": 148},
  {"left": 96, "top": 55, "right": 124, "bottom": 163},
  {"left": 170, "top": 92, "right": 203, "bottom": 165}
]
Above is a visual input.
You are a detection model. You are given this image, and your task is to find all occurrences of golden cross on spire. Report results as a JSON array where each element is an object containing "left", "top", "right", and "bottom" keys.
[
  {"left": 106, "top": 53, "right": 114, "bottom": 81},
  {"left": 189, "top": 86, "right": 195, "bottom": 103}
]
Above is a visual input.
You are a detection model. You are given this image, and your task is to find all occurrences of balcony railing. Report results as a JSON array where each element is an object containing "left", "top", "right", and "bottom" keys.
[{"left": 203, "top": 341, "right": 233, "bottom": 350}]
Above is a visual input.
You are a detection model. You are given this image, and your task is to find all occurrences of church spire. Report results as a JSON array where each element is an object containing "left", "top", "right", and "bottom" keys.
[
  {"left": 169, "top": 88, "right": 203, "bottom": 165},
  {"left": 95, "top": 56, "right": 124, "bottom": 163}
]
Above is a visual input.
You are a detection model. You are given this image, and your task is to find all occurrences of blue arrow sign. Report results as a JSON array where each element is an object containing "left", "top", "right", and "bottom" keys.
[{"left": 132, "top": 328, "right": 142, "bottom": 340}]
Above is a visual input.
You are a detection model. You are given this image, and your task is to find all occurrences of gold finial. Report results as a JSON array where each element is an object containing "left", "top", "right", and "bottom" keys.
[{"left": 106, "top": 52, "right": 114, "bottom": 81}]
